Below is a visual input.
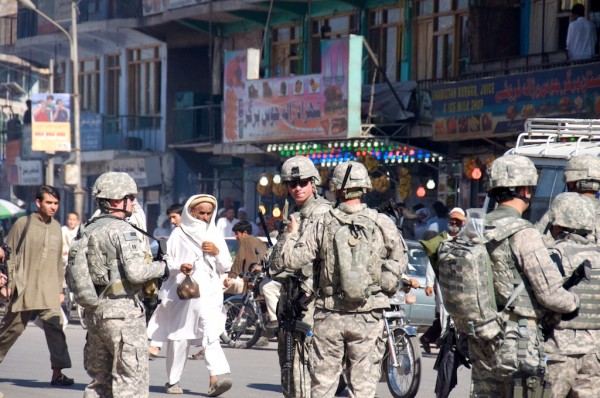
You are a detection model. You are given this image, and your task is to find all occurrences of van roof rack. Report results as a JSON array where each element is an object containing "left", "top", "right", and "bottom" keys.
[{"left": 514, "top": 118, "right": 600, "bottom": 157}]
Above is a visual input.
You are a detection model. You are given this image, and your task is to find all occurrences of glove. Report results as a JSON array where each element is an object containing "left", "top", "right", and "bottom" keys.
[
  {"left": 296, "top": 292, "right": 311, "bottom": 312},
  {"left": 561, "top": 307, "right": 580, "bottom": 321}
]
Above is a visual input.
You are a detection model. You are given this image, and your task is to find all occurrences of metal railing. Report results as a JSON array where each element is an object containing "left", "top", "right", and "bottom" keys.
[
  {"left": 101, "top": 114, "right": 161, "bottom": 152},
  {"left": 172, "top": 103, "right": 222, "bottom": 144}
]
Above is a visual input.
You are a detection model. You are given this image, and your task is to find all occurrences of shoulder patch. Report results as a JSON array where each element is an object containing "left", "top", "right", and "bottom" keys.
[{"left": 124, "top": 231, "right": 139, "bottom": 241}]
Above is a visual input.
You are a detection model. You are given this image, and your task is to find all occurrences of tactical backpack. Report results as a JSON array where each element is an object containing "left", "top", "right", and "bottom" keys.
[
  {"left": 437, "top": 217, "right": 530, "bottom": 341},
  {"left": 66, "top": 221, "right": 101, "bottom": 309},
  {"left": 325, "top": 208, "right": 386, "bottom": 305}
]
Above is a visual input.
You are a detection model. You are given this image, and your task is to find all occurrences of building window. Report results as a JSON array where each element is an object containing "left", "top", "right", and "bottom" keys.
[
  {"left": 79, "top": 58, "right": 99, "bottom": 112},
  {"left": 106, "top": 54, "right": 120, "bottom": 116},
  {"left": 311, "top": 14, "right": 358, "bottom": 73},
  {"left": 414, "top": 0, "right": 468, "bottom": 80},
  {"left": 127, "top": 46, "right": 161, "bottom": 116},
  {"left": 368, "top": 7, "right": 405, "bottom": 82},
  {"left": 271, "top": 25, "right": 302, "bottom": 77}
]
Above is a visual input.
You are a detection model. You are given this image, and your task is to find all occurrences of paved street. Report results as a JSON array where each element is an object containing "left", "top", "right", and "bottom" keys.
[{"left": 0, "top": 321, "right": 471, "bottom": 397}]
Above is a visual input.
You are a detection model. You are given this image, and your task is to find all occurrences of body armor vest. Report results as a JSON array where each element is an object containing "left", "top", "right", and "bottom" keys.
[{"left": 552, "top": 237, "right": 600, "bottom": 330}]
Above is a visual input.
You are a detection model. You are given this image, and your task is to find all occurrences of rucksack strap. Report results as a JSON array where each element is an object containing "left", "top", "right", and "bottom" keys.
[{"left": 503, "top": 282, "right": 525, "bottom": 311}]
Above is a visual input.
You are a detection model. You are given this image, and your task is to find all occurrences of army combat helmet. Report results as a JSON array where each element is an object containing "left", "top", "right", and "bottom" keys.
[
  {"left": 563, "top": 154, "right": 600, "bottom": 192},
  {"left": 549, "top": 192, "right": 595, "bottom": 233},
  {"left": 92, "top": 172, "right": 138, "bottom": 214},
  {"left": 331, "top": 161, "right": 372, "bottom": 199},
  {"left": 281, "top": 155, "right": 319, "bottom": 183},
  {"left": 488, "top": 155, "right": 538, "bottom": 189}
]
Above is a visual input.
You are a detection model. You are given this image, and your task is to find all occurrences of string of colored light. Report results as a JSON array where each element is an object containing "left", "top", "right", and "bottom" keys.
[{"left": 266, "top": 140, "right": 443, "bottom": 167}]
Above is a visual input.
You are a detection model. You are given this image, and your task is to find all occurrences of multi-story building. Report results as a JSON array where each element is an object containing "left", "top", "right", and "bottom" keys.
[{"left": 1, "top": 0, "right": 598, "bottom": 230}]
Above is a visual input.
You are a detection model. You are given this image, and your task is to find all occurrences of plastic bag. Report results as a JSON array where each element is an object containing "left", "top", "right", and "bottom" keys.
[{"left": 177, "top": 275, "right": 200, "bottom": 300}]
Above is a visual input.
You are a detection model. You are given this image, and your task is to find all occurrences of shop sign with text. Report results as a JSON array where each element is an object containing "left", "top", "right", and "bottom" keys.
[{"left": 431, "top": 63, "right": 600, "bottom": 140}]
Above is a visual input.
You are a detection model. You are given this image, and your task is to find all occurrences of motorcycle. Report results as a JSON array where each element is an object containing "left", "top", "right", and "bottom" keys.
[
  {"left": 221, "top": 265, "right": 272, "bottom": 349},
  {"left": 383, "top": 289, "right": 422, "bottom": 398}
]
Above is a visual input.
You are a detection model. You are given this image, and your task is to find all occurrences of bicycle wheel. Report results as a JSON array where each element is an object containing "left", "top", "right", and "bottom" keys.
[
  {"left": 61, "top": 290, "right": 73, "bottom": 323},
  {"left": 77, "top": 304, "right": 87, "bottom": 329},
  {"left": 383, "top": 330, "right": 421, "bottom": 398},
  {"left": 220, "top": 298, "right": 262, "bottom": 349}
]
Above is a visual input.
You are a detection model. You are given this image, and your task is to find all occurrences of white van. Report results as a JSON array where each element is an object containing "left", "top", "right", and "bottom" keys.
[{"left": 504, "top": 118, "right": 600, "bottom": 222}]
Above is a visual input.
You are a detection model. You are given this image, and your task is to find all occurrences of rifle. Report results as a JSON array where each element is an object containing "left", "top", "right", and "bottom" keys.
[
  {"left": 335, "top": 164, "right": 353, "bottom": 208},
  {"left": 562, "top": 260, "right": 591, "bottom": 291},
  {"left": 281, "top": 275, "right": 311, "bottom": 396},
  {"left": 257, "top": 207, "right": 274, "bottom": 248}
]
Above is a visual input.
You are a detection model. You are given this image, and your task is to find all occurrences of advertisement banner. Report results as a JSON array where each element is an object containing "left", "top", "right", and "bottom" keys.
[
  {"left": 222, "top": 36, "right": 362, "bottom": 143},
  {"left": 430, "top": 64, "right": 600, "bottom": 141},
  {"left": 31, "top": 93, "right": 72, "bottom": 152}
]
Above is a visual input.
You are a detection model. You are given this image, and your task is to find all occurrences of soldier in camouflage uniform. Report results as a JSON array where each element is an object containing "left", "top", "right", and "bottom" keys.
[
  {"left": 70, "top": 172, "right": 167, "bottom": 398},
  {"left": 543, "top": 192, "right": 600, "bottom": 397},
  {"left": 536, "top": 154, "right": 600, "bottom": 245},
  {"left": 268, "top": 155, "right": 331, "bottom": 398},
  {"left": 471, "top": 155, "right": 580, "bottom": 397},
  {"left": 279, "top": 161, "right": 406, "bottom": 398}
]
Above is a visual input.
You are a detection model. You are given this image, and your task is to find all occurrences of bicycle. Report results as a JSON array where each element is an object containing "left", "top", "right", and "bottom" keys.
[
  {"left": 383, "top": 289, "right": 422, "bottom": 398},
  {"left": 62, "top": 288, "right": 87, "bottom": 329}
]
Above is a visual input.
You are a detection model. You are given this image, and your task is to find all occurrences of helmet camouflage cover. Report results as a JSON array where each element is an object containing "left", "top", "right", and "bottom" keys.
[
  {"left": 92, "top": 172, "right": 138, "bottom": 200},
  {"left": 563, "top": 155, "right": 600, "bottom": 192},
  {"left": 549, "top": 192, "right": 595, "bottom": 232},
  {"left": 488, "top": 155, "right": 538, "bottom": 189},
  {"left": 281, "top": 156, "right": 319, "bottom": 182},
  {"left": 331, "top": 161, "right": 372, "bottom": 191}
]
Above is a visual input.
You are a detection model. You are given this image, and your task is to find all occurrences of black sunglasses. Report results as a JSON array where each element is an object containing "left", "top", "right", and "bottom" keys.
[
  {"left": 125, "top": 195, "right": 135, "bottom": 201},
  {"left": 289, "top": 180, "right": 310, "bottom": 188}
]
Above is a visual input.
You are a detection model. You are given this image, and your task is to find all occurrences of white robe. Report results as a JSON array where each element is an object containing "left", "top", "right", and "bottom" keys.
[{"left": 147, "top": 197, "right": 232, "bottom": 345}]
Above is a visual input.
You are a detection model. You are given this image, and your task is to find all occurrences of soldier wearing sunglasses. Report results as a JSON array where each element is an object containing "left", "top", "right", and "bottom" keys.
[{"left": 267, "top": 156, "right": 331, "bottom": 398}]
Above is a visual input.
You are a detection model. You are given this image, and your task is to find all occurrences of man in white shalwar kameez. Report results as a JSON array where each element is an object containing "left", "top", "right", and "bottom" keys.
[{"left": 147, "top": 194, "right": 233, "bottom": 397}]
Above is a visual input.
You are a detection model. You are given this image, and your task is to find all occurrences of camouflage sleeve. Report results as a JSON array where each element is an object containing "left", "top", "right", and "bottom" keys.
[
  {"left": 534, "top": 211, "right": 554, "bottom": 248},
  {"left": 112, "top": 225, "right": 165, "bottom": 284},
  {"left": 513, "top": 228, "right": 579, "bottom": 313},
  {"left": 280, "top": 218, "right": 324, "bottom": 274},
  {"left": 377, "top": 213, "right": 408, "bottom": 294}
]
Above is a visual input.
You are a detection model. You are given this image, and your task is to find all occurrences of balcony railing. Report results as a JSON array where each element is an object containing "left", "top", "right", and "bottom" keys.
[
  {"left": 101, "top": 115, "right": 161, "bottom": 151},
  {"left": 172, "top": 104, "right": 222, "bottom": 144},
  {"left": 80, "top": 113, "right": 161, "bottom": 152}
]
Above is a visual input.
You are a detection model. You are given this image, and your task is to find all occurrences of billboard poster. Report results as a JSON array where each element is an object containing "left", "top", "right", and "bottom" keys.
[
  {"left": 222, "top": 36, "right": 362, "bottom": 143},
  {"left": 31, "top": 93, "right": 72, "bottom": 152},
  {"left": 430, "top": 64, "right": 600, "bottom": 141}
]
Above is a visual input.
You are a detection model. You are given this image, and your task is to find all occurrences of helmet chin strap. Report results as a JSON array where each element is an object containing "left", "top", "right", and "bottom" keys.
[{"left": 105, "top": 197, "right": 133, "bottom": 217}]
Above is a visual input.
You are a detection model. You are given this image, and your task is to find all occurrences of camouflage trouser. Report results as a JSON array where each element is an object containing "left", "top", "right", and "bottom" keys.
[
  {"left": 309, "top": 309, "right": 385, "bottom": 398},
  {"left": 546, "top": 354, "right": 600, "bottom": 398},
  {"left": 83, "top": 303, "right": 149, "bottom": 398},
  {"left": 469, "top": 318, "right": 544, "bottom": 398},
  {"left": 277, "top": 288, "right": 314, "bottom": 398}
]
